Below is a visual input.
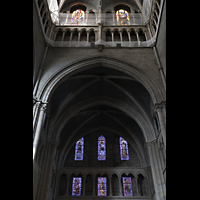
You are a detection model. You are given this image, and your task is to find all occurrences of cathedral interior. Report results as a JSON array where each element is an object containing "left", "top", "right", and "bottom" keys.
[{"left": 33, "top": 0, "right": 166, "bottom": 200}]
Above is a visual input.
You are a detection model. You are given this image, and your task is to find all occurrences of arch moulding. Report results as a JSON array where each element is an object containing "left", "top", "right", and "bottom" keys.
[{"left": 37, "top": 56, "right": 165, "bottom": 104}]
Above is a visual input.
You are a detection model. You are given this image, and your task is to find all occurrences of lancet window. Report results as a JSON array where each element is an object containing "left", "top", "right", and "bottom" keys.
[
  {"left": 97, "top": 177, "right": 107, "bottom": 196},
  {"left": 97, "top": 135, "right": 106, "bottom": 160},
  {"left": 72, "top": 177, "right": 82, "bottom": 196},
  {"left": 74, "top": 137, "right": 84, "bottom": 161},
  {"left": 119, "top": 137, "right": 129, "bottom": 160},
  {"left": 122, "top": 177, "right": 133, "bottom": 196}
]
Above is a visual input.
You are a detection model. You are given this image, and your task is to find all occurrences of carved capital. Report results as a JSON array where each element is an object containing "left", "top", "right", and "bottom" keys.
[
  {"left": 40, "top": 103, "right": 47, "bottom": 111},
  {"left": 154, "top": 103, "right": 163, "bottom": 113},
  {"left": 154, "top": 101, "right": 166, "bottom": 113}
]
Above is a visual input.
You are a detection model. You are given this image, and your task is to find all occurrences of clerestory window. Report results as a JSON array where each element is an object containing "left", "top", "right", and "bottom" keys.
[
  {"left": 116, "top": 9, "right": 130, "bottom": 25},
  {"left": 71, "top": 9, "right": 85, "bottom": 24},
  {"left": 97, "top": 135, "right": 106, "bottom": 161},
  {"left": 74, "top": 137, "right": 84, "bottom": 161},
  {"left": 119, "top": 137, "right": 129, "bottom": 160}
]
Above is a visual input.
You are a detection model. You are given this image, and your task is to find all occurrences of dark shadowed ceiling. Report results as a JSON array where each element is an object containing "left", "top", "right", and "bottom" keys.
[{"left": 46, "top": 65, "right": 154, "bottom": 167}]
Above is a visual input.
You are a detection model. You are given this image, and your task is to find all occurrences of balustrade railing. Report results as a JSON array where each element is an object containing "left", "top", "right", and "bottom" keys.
[
  {"left": 50, "top": 12, "right": 145, "bottom": 26},
  {"left": 45, "top": 35, "right": 156, "bottom": 48}
]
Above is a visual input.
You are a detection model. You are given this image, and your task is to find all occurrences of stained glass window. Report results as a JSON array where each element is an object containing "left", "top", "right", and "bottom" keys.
[
  {"left": 97, "top": 177, "right": 107, "bottom": 196},
  {"left": 116, "top": 9, "right": 130, "bottom": 25},
  {"left": 122, "top": 177, "right": 133, "bottom": 196},
  {"left": 71, "top": 9, "right": 85, "bottom": 24},
  {"left": 72, "top": 177, "right": 82, "bottom": 196},
  {"left": 98, "top": 135, "right": 106, "bottom": 160},
  {"left": 119, "top": 137, "right": 129, "bottom": 160},
  {"left": 74, "top": 137, "right": 84, "bottom": 161}
]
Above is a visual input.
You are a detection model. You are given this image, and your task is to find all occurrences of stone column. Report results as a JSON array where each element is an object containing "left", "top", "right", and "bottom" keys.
[
  {"left": 135, "top": 29, "right": 140, "bottom": 46},
  {"left": 112, "top": 11, "right": 115, "bottom": 25},
  {"left": 78, "top": 30, "right": 81, "bottom": 42},
  {"left": 111, "top": 30, "right": 114, "bottom": 42},
  {"left": 147, "top": 141, "right": 166, "bottom": 200},
  {"left": 61, "top": 30, "right": 66, "bottom": 41},
  {"left": 78, "top": 30, "right": 81, "bottom": 46},
  {"left": 135, "top": 175, "right": 140, "bottom": 196},
  {"left": 83, "top": 174, "right": 86, "bottom": 196},
  {"left": 154, "top": 103, "right": 166, "bottom": 150},
  {"left": 69, "top": 31, "right": 73, "bottom": 42},
  {"left": 143, "top": 29, "right": 149, "bottom": 41},
  {"left": 85, "top": 11, "right": 89, "bottom": 25},
  {"left": 147, "top": 23, "right": 153, "bottom": 38},
  {"left": 127, "top": 30, "right": 131, "bottom": 47},
  {"left": 127, "top": 30, "right": 131, "bottom": 42},
  {"left": 33, "top": 101, "right": 41, "bottom": 131},
  {"left": 39, "top": 139, "right": 58, "bottom": 200},
  {"left": 118, "top": 176, "right": 122, "bottom": 196},
  {"left": 98, "top": 23, "right": 103, "bottom": 41},
  {"left": 66, "top": 11, "right": 70, "bottom": 25},
  {"left": 119, "top": 30, "right": 123, "bottom": 43},
  {"left": 108, "top": 175, "right": 112, "bottom": 196},
  {"left": 93, "top": 175, "right": 96, "bottom": 196},
  {"left": 86, "top": 30, "right": 90, "bottom": 43},
  {"left": 66, "top": 174, "right": 70, "bottom": 196},
  {"left": 33, "top": 102, "right": 47, "bottom": 160}
]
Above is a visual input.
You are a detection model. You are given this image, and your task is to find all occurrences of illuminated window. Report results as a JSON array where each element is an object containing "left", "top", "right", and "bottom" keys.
[
  {"left": 71, "top": 9, "right": 85, "bottom": 24},
  {"left": 72, "top": 177, "right": 82, "bottom": 196},
  {"left": 97, "top": 177, "right": 107, "bottom": 196},
  {"left": 122, "top": 177, "right": 133, "bottom": 196},
  {"left": 74, "top": 137, "right": 84, "bottom": 161},
  {"left": 98, "top": 135, "right": 106, "bottom": 161},
  {"left": 116, "top": 9, "right": 130, "bottom": 25},
  {"left": 119, "top": 137, "right": 129, "bottom": 160}
]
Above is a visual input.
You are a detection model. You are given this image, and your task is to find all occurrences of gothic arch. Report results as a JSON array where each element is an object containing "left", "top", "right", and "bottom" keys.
[{"left": 37, "top": 56, "right": 165, "bottom": 104}]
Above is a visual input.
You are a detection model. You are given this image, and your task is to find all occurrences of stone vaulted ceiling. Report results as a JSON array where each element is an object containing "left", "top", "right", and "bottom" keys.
[{"left": 45, "top": 63, "right": 154, "bottom": 167}]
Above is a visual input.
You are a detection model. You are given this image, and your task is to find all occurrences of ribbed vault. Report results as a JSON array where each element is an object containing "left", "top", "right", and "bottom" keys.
[{"left": 42, "top": 59, "right": 159, "bottom": 169}]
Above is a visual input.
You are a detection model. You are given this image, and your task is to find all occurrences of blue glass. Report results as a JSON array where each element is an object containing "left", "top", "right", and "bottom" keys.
[
  {"left": 97, "top": 177, "right": 107, "bottom": 196},
  {"left": 119, "top": 137, "right": 129, "bottom": 160},
  {"left": 74, "top": 137, "right": 84, "bottom": 161},
  {"left": 72, "top": 177, "right": 82, "bottom": 196},
  {"left": 98, "top": 135, "right": 106, "bottom": 160},
  {"left": 122, "top": 177, "right": 133, "bottom": 196}
]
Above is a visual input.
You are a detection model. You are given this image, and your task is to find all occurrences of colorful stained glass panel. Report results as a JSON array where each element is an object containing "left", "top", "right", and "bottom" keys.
[
  {"left": 97, "top": 177, "right": 107, "bottom": 196},
  {"left": 72, "top": 177, "right": 82, "bottom": 196},
  {"left": 71, "top": 9, "right": 85, "bottom": 24},
  {"left": 98, "top": 135, "right": 106, "bottom": 160},
  {"left": 116, "top": 9, "right": 130, "bottom": 25},
  {"left": 74, "top": 137, "right": 84, "bottom": 161},
  {"left": 119, "top": 137, "right": 129, "bottom": 160},
  {"left": 122, "top": 177, "right": 133, "bottom": 196}
]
